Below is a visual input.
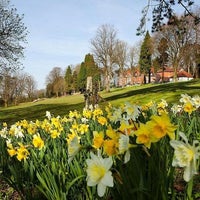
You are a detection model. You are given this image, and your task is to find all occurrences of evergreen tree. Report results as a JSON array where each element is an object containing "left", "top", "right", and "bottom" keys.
[
  {"left": 65, "top": 65, "right": 72, "bottom": 94},
  {"left": 139, "top": 31, "right": 152, "bottom": 84},
  {"left": 77, "top": 62, "right": 87, "bottom": 92},
  {"left": 72, "top": 70, "right": 78, "bottom": 93},
  {"left": 84, "top": 54, "right": 101, "bottom": 84}
]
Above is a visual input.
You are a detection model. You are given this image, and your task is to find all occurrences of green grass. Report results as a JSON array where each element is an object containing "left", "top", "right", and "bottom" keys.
[{"left": 0, "top": 79, "right": 199, "bottom": 125}]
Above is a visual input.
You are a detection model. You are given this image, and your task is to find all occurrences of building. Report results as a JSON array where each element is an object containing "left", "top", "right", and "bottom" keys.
[{"left": 117, "top": 67, "right": 193, "bottom": 87}]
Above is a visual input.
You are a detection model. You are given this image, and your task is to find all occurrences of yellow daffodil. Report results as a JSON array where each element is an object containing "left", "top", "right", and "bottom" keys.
[
  {"left": 92, "top": 108, "right": 103, "bottom": 118},
  {"left": 27, "top": 123, "right": 37, "bottom": 135},
  {"left": 183, "top": 101, "right": 196, "bottom": 114},
  {"left": 149, "top": 114, "right": 177, "bottom": 140},
  {"left": 7, "top": 142, "right": 17, "bottom": 157},
  {"left": 97, "top": 116, "right": 107, "bottom": 126},
  {"left": 50, "top": 129, "right": 60, "bottom": 139},
  {"left": 118, "top": 121, "right": 135, "bottom": 136},
  {"left": 82, "top": 108, "right": 92, "bottom": 119},
  {"left": 32, "top": 134, "right": 44, "bottom": 149},
  {"left": 16, "top": 143, "right": 29, "bottom": 161},
  {"left": 69, "top": 110, "right": 81, "bottom": 119},
  {"left": 86, "top": 152, "right": 113, "bottom": 197},
  {"left": 106, "top": 125, "right": 119, "bottom": 141},
  {"left": 78, "top": 124, "right": 89, "bottom": 134},
  {"left": 93, "top": 131, "right": 104, "bottom": 149},
  {"left": 135, "top": 123, "right": 158, "bottom": 148},
  {"left": 170, "top": 132, "right": 200, "bottom": 182},
  {"left": 103, "top": 139, "right": 118, "bottom": 156}
]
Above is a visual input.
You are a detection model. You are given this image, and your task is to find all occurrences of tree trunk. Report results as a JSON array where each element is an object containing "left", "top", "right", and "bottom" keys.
[{"left": 105, "top": 75, "right": 110, "bottom": 92}]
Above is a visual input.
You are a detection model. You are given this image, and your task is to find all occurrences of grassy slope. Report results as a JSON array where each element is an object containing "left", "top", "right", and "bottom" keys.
[{"left": 0, "top": 79, "right": 199, "bottom": 125}]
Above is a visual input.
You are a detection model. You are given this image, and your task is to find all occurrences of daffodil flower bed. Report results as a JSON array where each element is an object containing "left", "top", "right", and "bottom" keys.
[{"left": 0, "top": 94, "right": 199, "bottom": 200}]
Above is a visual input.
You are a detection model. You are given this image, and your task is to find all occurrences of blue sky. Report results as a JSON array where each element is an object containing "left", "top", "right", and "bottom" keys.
[{"left": 10, "top": 0, "right": 198, "bottom": 89}]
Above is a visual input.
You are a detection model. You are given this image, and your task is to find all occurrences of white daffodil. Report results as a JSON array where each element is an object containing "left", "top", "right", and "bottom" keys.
[
  {"left": 192, "top": 95, "right": 200, "bottom": 109},
  {"left": 66, "top": 133, "right": 81, "bottom": 163},
  {"left": 110, "top": 107, "right": 123, "bottom": 123},
  {"left": 45, "top": 111, "right": 51, "bottom": 120},
  {"left": 10, "top": 125, "right": 24, "bottom": 138},
  {"left": 123, "top": 103, "right": 141, "bottom": 121},
  {"left": 180, "top": 94, "right": 192, "bottom": 104},
  {"left": 86, "top": 152, "right": 113, "bottom": 197},
  {"left": 170, "top": 132, "right": 200, "bottom": 182},
  {"left": 171, "top": 104, "right": 182, "bottom": 115},
  {"left": 119, "top": 134, "right": 130, "bottom": 163}
]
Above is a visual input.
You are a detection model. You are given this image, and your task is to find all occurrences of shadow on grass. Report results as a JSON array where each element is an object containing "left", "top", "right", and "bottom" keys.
[
  {"left": 0, "top": 102, "right": 85, "bottom": 126},
  {"left": 104, "top": 80, "right": 200, "bottom": 103},
  {"left": 0, "top": 79, "right": 199, "bottom": 126}
]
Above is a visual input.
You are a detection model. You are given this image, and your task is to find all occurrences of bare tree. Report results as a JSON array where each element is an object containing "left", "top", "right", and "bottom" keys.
[
  {"left": 127, "top": 44, "right": 141, "bottom": 68},
  {"left": 91, "top": 24, "right": 118, "bottom": 92},
  {"left": 0, "top": 0, "right": 27, "bottom": 72},
  {"left": 24, "top": 73, "right": 37, "bottom": 99},
  {"left": 46, "top": 67, "right": 65, "bottom": 97},
  {"left": 115, "top": 40, "right": 128, "bottom": 72},
  {"left": 153, "top": 14, "right": 200, "bottom": 80}
]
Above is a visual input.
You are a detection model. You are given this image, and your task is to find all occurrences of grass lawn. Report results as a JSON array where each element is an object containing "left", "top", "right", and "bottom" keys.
[{"left": 0, "top": 79, "right": 199, "bottom": 126}]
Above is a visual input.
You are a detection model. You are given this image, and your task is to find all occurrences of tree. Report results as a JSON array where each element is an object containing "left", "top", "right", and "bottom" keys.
[
  {"left": 91, "top": 24, "right": 118, "bottom": 92},
  {"left": 139, "top": 31, "right": 152, "bottom": 84},
  {"left": 115, "top": 40, "right": 128, "bottom": 72},
  {"left": 46, "top": 67, "right": 64, "bottom": 97},
  {"left": 0, "top": 0, "right": 27, "bottom": 72},
  {"left": 72, "top": 70, "right": 78, "bottom": 93},
  {"left": 84, "top": 53, "right": 101, "bottom": 88},
  {"left": 155, "top": 37, "right": 169, "bottom": 82},
  {"left": 153, "top": 14, "right": 200, "bottom": 80},
  {"left": 77, "top": 62, "right": 87, "bottom": 92},
  {"left": 65, "top": 65, "right": 73, "bottom": 94},
  {"left": 137, "top": 0, "right": 199, "bottom": 35},
  {"left": 24, "top": 74, "right": 37, "bottom": 100}
]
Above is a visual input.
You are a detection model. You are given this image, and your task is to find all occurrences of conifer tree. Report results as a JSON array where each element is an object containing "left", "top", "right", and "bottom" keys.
[
  {"left": 77, "top": 62, "right": 87, "bottom": 91},
  {"left": 139, "top": 31, "right": 152, "bottom": 84},
  {"left": 65, "top": 65, "right": 72, "bottom": 94}
]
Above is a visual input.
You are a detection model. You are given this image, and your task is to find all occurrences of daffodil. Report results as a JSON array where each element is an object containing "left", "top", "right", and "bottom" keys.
[
  {"left": 171, "top": 104, "right": 182, "bottom": 115},
  {"left": 192, "top": 95, "right": 200, "bottom": 109},
  {"left": 7, "top": 141, "right": 17, "bottom": 157},
  {"left": 16, "top": 143, "right": 29, "bottom": 161},
  {"left": 183, "top": 101, "right": 196, "bottom": 114},
  {"left": 180, "top": 94, "right": 192, "bottom": 104},
  {"left": 103, "top": 139, "right": 118, "bottom": 156},
  {"left": 97, "top": 116, "right": 107, "bottom": 126},
  {"left": 66, "top": 133, "right": 81, "bottom": 163},
  {"left": 86, "top": 152, "right": 113, "bottom": 197},
  {"left": 149, "top": 114, "right": 177, "bottom": 140},
  {"left": 32, "top": 134, "right": 44, "bottom": 149},
  {"left": 78, "top": 123, "right": 89, "bottom": 134},
  {"left": 93, "top": 131, "right": 104, "bottom": 149},
  {"left": 170, "top": 132, "right": 200, "bottom": 182},
  {"left": 118, "top": 134, "right": 133, "bottom": 163},
  {"left": 123, "top": 103, "right": 141, "bottom": 121},
  {"left": 50, "top": 129, "right": 60, "bottom": 138},
  {"left": 46, "top": 111, "right": 51, "bottom": 120},
  {"left": 135, "top": 123, "right": 158, "bottom": 148}
]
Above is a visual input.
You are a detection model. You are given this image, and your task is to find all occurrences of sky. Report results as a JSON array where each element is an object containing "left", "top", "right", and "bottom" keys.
[{"left": 9, "top": 0, "right": 199, "bottom": 89}]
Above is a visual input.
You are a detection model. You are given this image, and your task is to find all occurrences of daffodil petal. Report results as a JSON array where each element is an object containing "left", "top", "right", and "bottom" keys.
[
  {"left": 97, "top": 182, "right": 106, "bottom": 197},
  {"left": 101, "top": 171, "right": 113, "bottom": 187}
]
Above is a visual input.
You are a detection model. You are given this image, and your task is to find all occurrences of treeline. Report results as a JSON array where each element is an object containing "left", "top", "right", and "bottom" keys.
[{"left": 45, "top": 54, "right": 101, "bottom": 97}]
